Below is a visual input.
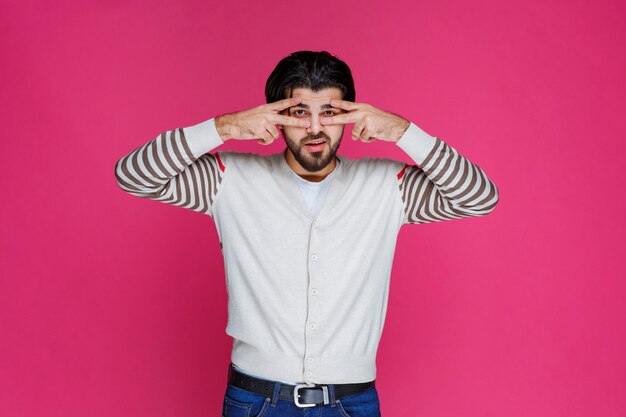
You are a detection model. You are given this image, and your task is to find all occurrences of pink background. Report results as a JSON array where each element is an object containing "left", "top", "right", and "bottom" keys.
[{"left": 2, "top": 0, "right": 625, "bottom": 416}]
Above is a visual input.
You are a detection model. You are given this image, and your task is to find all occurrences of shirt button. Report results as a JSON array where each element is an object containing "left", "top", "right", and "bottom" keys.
[
  {"left": 313, "top": 220, "right": 319, "bottom": 227},
  {"left": 311, "top": 254, "right": 318, "bottom": 261},
  {"left": 307, "top": 357, "right": 314, "bottom": 363},
  {"left": 306, "top": 370, "right": 313, "bottom": 377},
  {"left": 311, "top": 288, "right": 318, "bottom": 296},
  {"left": 309, "top": 322, "right": 316, "bottom": 329}
]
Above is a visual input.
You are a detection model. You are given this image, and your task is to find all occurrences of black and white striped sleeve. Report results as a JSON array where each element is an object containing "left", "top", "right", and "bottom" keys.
[
  {"left": 395, "top": 122, "right": 499, "bottom": 225},
  {"left": 114, "top": 117, "right": 226, "bottom": 217}
]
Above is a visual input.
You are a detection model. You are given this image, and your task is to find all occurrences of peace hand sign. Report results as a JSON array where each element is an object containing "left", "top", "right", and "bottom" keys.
[
  {"left": 320, "top": 99, "right": 410, "bottom": 143},
  {"left": 215, "top": 97, "right": 311, "bottom": 145}
]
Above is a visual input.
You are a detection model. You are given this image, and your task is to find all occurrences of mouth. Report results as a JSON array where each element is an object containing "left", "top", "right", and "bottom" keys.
[{"left": 304, "top": 139, "right": 327, "bottom": 152}]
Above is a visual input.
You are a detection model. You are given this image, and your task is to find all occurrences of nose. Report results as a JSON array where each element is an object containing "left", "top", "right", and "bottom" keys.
[{"left": 306, "top": 114, "right": 323, "bottom": 134}]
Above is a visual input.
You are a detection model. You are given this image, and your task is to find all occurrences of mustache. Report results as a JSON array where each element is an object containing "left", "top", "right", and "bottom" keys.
[{"left": 300, "top": 133, "right": 330, "bottom": 144}]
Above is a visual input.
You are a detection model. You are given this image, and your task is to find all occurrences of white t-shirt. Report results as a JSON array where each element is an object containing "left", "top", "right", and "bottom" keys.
[{"left": 288, "top": 160, "right": 338, "bottom": 216}]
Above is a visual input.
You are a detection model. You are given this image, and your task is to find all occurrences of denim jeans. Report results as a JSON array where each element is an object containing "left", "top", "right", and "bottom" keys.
[{"left": 221, "top": 379, "right": 382, "bottom": 417}]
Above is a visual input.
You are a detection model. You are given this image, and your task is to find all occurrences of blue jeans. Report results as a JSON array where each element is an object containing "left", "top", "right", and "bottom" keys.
[{"left": 221, "top": 380, "right": 382, "bottom": 417}]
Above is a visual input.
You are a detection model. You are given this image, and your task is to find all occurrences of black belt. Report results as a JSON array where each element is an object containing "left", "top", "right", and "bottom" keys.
[{"left": 227, "top": 363, "right": 375, "bottom": 407}]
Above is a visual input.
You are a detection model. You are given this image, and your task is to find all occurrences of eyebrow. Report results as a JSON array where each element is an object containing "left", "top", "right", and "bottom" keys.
[{"left": 291, "top": 103, "right": 336, "bottom": 110}]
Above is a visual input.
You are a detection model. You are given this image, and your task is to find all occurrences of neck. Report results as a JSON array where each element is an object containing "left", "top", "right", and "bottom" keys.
[{"left": 284, "top": 148, "right": 337, "bottom": 182}]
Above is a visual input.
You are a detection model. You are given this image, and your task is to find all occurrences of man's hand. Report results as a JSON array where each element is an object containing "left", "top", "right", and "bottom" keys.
[
  {"left": 320, "top": 99, "right": 410, "bottom": 143},
  {"left": 215, "top": 97, "right": 311, "bottom": 145}
]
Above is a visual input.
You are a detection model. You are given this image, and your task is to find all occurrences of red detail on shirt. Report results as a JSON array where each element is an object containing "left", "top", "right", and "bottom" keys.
[
  {"left": 215, "top": 152, "right": 225, "bottom": 172},
  {"left": 397, "top": 163, "right": 409, "bottom": 180}
]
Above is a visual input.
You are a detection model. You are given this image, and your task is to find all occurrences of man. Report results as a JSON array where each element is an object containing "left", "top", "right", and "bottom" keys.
[{"left": 115, "top": 50, "right": 499, "bottom": 417}]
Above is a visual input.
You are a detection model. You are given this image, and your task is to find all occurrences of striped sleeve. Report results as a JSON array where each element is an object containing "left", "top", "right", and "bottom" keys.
[
  {"left": 114, "top": 117, "right": 226, "bottom": 217},
  {"left": 395, "top": 122, "right": 499, "bottom": 225}
]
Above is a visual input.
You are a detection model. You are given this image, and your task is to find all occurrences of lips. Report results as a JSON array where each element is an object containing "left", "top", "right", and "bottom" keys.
[{"left": 304, "top": 140, "right": 326, "bottom": 152}]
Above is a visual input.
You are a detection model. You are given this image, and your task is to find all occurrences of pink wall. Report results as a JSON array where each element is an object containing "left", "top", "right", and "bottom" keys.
[{"left": 1, "top": 0, "right": 625, "bottom": 416}]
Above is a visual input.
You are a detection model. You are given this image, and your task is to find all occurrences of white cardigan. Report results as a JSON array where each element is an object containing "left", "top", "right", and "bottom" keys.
[{"left": 115, "top": 116, "right": 499, "bottom": 384}]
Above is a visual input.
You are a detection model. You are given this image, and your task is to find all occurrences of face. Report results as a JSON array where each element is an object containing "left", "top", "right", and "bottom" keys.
[{"left": 280, "top": 87, "right": 346, "bottom": 173}]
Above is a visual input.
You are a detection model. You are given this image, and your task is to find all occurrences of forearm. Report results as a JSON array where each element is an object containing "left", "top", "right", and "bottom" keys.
[
  {"left": 114, "top": 117, "right": 226, "bottom": 215},
  {"left": 396, "top": 122, "right": 499, "bottom": 224}
]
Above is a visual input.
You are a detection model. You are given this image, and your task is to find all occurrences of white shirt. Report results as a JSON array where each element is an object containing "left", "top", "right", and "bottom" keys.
[
  {"left": 289, "top": 160, "right": 338, "bottom": 217},
  {"left": 233, "top": 162, "right": 338, "bottom": 383},
  {"left": 115, "top": 117, "right": 499, "bottom": 384}
]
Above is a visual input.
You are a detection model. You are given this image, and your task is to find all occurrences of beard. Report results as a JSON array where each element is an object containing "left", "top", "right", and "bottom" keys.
[{"left": 283, "top": 128, "right": 344, "bottom": 172}]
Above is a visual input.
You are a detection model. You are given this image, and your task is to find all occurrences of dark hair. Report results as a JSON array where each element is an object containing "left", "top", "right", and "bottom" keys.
[{"left": 265, "top": 50, "right": 355, "bottom": 104}]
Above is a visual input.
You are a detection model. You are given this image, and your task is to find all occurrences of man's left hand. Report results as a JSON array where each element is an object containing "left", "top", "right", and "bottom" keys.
[{"left": 320, "top": 99, "right": 410, "bottom": 143}]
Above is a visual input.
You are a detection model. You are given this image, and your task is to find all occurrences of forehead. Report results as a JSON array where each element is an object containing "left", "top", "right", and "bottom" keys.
[{"left": 290, "top": 87, "right": 343, "bottom": 104}]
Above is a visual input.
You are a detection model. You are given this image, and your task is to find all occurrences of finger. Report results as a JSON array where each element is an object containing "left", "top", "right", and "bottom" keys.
[
  {"left": 361, "top": 129, "right": 374, "bottom": 142},
  {"left": 352, "top": 120, "right": 365, "bottom": 140},
  {"left": 271, "top": 114, "right": 310, "bottom": 128},
  {"left": 321, "top": 112, "right": 359, "bottom": 125},
  {"left": 267, "top": 125, "right": 280, "bottom": 141},
  {"left": 268, "top": 96, "right": 302, "bottom": 112},
  {"left": 257, "top": 131, "right": 273, "bottom": 145},
  {"left": 329, "top": 98, "right": 360, "bottom": 111}
]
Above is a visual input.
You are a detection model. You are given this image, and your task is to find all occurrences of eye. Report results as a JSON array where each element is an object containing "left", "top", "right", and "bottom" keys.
[
  {"left": 294, "top": 109, "right": 306, "bottom": 116},
  {"left": 324, "top": 110, "right": 335, "bottom": 116}
]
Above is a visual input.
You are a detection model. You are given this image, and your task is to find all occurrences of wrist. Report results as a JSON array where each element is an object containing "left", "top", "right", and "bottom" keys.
[
  {"left": 215, "top": 114, "right": 233, "bottom": 141},
  {"left": 391, "top": 118, "right": 411, "bottom": 143}
]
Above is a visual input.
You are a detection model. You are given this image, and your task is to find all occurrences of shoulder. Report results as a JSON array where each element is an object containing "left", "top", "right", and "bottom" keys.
[
  {"left": 212, "top": 150, "right": 275, "bottom": 182},
  {"left": 340, "top": 155, "right": 407, "bottom": 179},
  {"left": 214, "top": 150, "right": 272, "bottom": 167}
]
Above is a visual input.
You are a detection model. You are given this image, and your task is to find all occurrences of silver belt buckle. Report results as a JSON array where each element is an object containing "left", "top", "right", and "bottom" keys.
[{"left": 294, "top": 383, "right": 329, "bottom": 408}]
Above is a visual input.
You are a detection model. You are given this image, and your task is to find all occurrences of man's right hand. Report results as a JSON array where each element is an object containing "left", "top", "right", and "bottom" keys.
[{"left": 214, "top": 97, "right": 311, "bottom": 145}]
